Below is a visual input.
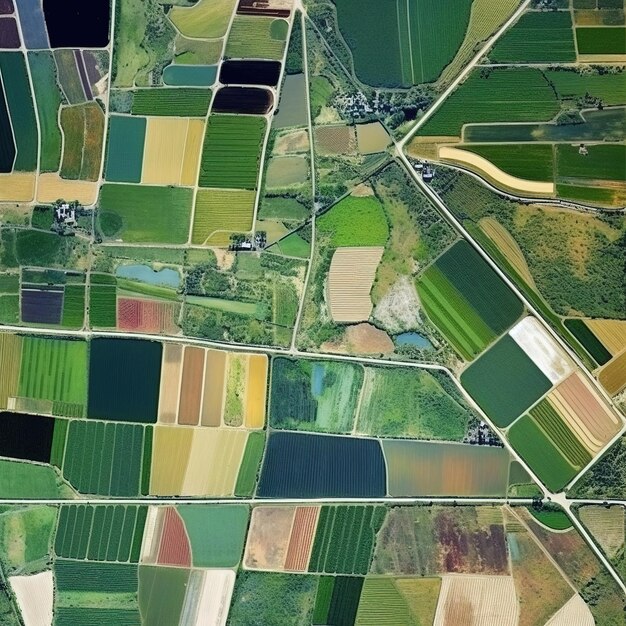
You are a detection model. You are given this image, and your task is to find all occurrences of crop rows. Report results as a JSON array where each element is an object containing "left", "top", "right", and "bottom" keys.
[
  {"left": 131, "top": 88, "right": 211, "bottom": 117},
  {"left": 55, "top": 560, "right": 139, "bottom": 592}
]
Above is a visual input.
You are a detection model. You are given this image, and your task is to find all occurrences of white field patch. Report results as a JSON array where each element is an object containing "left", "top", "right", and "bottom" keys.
[
  {"left": 9, "top": 570, "right": 53, "bottom": 626},
  {"left": 439, "top": 146, "right": 555, "bottom": 195},
  {"left": 509, "top": 316, "right": 574, "bottom": 384},
  {"left": 327, "top": 247, "right": 384, "bottom": 323},
  {"left": 433, "top": 575, "right": 517, "bottom": 626},
  {"left": 181, "top": 569, "right": 235, "bottom": 626},
  {"left": 139, "top": 505, "right": 160, "bottom": 563},
  {"left": 545, "top": 593, "right": 594, "bottom": 626}
]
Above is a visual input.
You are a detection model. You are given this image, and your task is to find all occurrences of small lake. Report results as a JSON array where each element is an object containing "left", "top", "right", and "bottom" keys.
[
  {"left": 116, "top": 264, "right": 180, "bottom": 288},
  {"left": 395, "top": 332, "right": 433, "bottom": 349},
  {"left": 163, "top": 64, "right": 217, "bottom": 86}
]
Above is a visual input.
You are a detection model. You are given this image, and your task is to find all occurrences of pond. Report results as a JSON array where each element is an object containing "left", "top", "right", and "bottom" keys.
[
  {"left": 395, "top": 331, "right": 433, "bottom": 349},
  {"left": 116, "top": 264, "right": 180, "bottom": 288}
]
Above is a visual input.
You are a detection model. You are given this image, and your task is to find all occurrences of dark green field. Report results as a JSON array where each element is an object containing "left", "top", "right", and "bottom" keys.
[
  {"left": 556, "top": 143, "right": 626, "bottom": 181},
  {"left": 576, "top": 26, "right": 626, "bottom": 53},
  {"left": 61, "top": 284, "right": 85, "bottom": 328},
  {"left": 89, "top": 284, "right": 117, "bottom": 328},
  {"left": 462, "top": 144, "right": 555, "bottom": 182},
  {"left": 131, "top": 88, "right": 211, "bottom": 116},
  {"left": 235, "top": 431, "right": 265, "bottom": 497},
  {"left": 105, "top": 115, "right": 146, "bottom": 183}
]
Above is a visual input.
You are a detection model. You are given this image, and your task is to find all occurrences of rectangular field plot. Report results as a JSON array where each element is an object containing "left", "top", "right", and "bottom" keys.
[
  {"left": 104, "top": 115, "right": 146, "bottom": 183},
  {"left": 59, "top": 102, "right": 104, "bottom": 182},
  {"left": 235, "top": 431, "right": 265, "bottom": 497},
  {"left": 417, "top": 240, "right": 524, "bottom": 359},
  {"left": 460, "top": 335, "right": 552, "bottom": 427},
  {"left": 131, "top": 88, "right": 212, "bottom": 117},
  {"left": 383, "top": 440, "right": 511, "bottom": 497},
  {"left": 269, "top": 357, "right": 363, "bottom": 433},
  {"left": 599, "top": 350, "right": 626, "bottom": 396},
  {"left": 0, "top": 333, "right": 21, "bottom": 408},
  {"left": 576, "top": 26, "right": 626, "bottom": 53},
  {"left": 117, "top": 297, "right": 180, "bottom": 335},
  {"left": 150, "top": 425, "right": 248, "bottom": 496},
  {"left": 88, "top": 338, "right": 162, "bottom": 423},
  {"left": 257, "top": 432, "right": 386, "bottom": 498},
  {"left": 308, "top": 505, "right": 386, "bottom": 575},
  {"left": 225, "top": 16, "right": 289, "bottom": 60},
  {"left": 198, "top": 114, "right": 266, "bottom": 189},
  {"left": 18, "top": 337, "right": 87, "bottom": 416},
  {"left": 0, "top": 411, "right": 54, "bottom": 463},
  {"left": 55, "top": 504, "right": 145, "bottom": 562},
  {"left": 62, "top": 420, "right": 146, "bottom": 496},
  {"left": 98, "top": 184, "right": 192, "bottom": 244}
]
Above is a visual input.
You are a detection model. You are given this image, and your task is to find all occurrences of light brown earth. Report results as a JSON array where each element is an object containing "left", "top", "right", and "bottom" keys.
[
  {"left": 245, "top": 354, "right": 268, "bottom": 429},
  {"left": 578, "top": 505, "right": 624, "bottom": 559},
  {"left": 244, "top": 506, "right": 296, "bottom": 571},
  {"left": 201, "top": 349, "right": 226, "bottom": 426},
  {"left": 545, "top": 594, "right": 594, "bottom": 626},
  {"left": 273, "top": 129, "right": 309, "bottom": 155},
  {"left": 178, "top": 346, "right": 205, "bottom": 426},
  {"left": 157, "top": 343, "right": 183, "bottom": 424},
  {"left": 599, "top": 349, "right": 626, "bottom": 395},
  {"left": 314, "top": 125, "right": 357, "bottom": 156},
  {"left": 322, "top": 323, "right": 394, "bottom": 356},
  {"left": 0, "top": 173, "right": 35, "bottom": 202},
  {"left": 356, "top": 121, "right": 391, "bottom": 154},
  {"left": 284, "top": 506, "right": 320, "bottom": 572},
  {"left": 37, "top": 174, "right": 98, "bottom": 205}
]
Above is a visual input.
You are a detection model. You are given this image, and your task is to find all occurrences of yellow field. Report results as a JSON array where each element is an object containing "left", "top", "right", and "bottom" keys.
[
  {"left": 0, "top": 334, "right": 22, "bottom": 409},
  {"left": 599, "top": 350, "right": 626, "bottom": 396},
  {"left": 157, "top": 343, "right": 183, "bottom": 424},
  {"left": 201, "top": 349, "right": 227, "bottom": 427},
  {"left": 170, "top": 0, "right": 236, "bottom": 38},
  {"left": 37, "top": 174, "right": 98, "bottom": 205},
  {"left": 150, "top": 425, "right": 194, "bottom": 495},
  {"left": 245, "top": 354, "right": 268, "bottom": 429},
  {"left": 439, "top": 146, "right": 555, "bottom": 195},
  {"left": 579, "top": 505, "right": 624, "bottom": 559},
  {"left": 584, "top": 319, "right": 626, "bottom": 356},
  {"left": 181, "top": 119, "right": 205, "bottom": 186},
  {"left": 479, "top": 217, "right": 536, "bottom": 288},
  {"left": 0, "top": 173, "right": 35, "bottom": 202},
  {"left": 142, "top": 117, "right": 202, "bottom": 186},
  {"left": 327, "top": 247, "right": 384, "bottom": 323}
]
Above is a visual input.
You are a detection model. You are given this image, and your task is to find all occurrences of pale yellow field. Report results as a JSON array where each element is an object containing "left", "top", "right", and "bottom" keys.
[
  {"left": 142, "top": 117, "right": 189, "bottom": 186},
  {"left": 37, "top": 174, "right": 98, "bottom": 205},
  {"left": 181, "top": 427, "right": 247, "bottom": 496},
  {"left": 584, "top": 319, "right": 626, "bottom": 356},
  {"left": 356, "top": 121, "right": 391, "bottom": 155},
  {"left": 599, "top": 349, "right": 626, "bottom": 396},
  {"left": 201, "top": 349, "right": 227, "bottom": 427},
  {"left": 0, "top": 173, "right": 35, "bottom": 202},
  {"left": 181, "top": 119, "right": 205, "bottom": 186},
  {"left": 158, "top": 343, "right": 183, "bottom": 424},
  {"left": 327, "top": 247, "right": 384, "bottom": 323},
  {"left": 245, "top": 354, "right": 268, "bottom": 429},
  {"left": 578, "top": 54, "right": 626, "bottom": 63},
  {"left": 244, "top": 506, "right": 296, "bottom": 570},
  {"left": 150, "top": 426, "right": 194, "bottom": 495},
  {"left": 439, "top": 146, "right": 555, "bottom": 195},
  {"left": 0, "top": 334, "right": 22, "bottom": 409},
  {"left": 479, "top": 217, "right": 536, "bottom": 288},
  {"left": 545, "top": 594, "right": 594, "bottom": 626},
  {"left": 9, "top": 571, "right": 53, "bottom": 626},
  {"left": 578, "top": 505, "right": 624, "bottom": 559}
]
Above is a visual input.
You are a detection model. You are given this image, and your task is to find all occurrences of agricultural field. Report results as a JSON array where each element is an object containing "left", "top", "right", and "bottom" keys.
[
  {"left": 225, "top": 16, "right": 289, "bottom": 60},
  {"left": 130, "top": 88, "right": 212, "bottom": 116}
]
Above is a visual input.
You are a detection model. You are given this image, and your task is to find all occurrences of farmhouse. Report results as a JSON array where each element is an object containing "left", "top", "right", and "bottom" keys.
[{"left": 55, "top": 202, "right": 76, "bottom": 225}]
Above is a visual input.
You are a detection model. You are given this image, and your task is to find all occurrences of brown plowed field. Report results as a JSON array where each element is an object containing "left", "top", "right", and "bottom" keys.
[
  {"left": 599, "top": 349, "right": 626, "bottom": 396},
  {"left": 117, "top": 298, "right": 179, "bottom": 334},
  {"left": 245, "top": 354, "right": 267, "bottom": 429},
  {"left": 284, "top": 506, "right": 320, "bottom": 572},
  {"left": 244, "top": 506, "right": 295, "bottom": 571},
  {"left": 158, "top": 343, "right": 183, "bottom": 424},
  {"left": 201, "top": 349, "right": 226, "bottom": 426},
  {"left": 157, "top": 507, "right": 192, "bottom": 567},
  {"left": 178, "top": 346, "right": 205, "bottom": 426},
  {"left": 314, "top": 125, "right": 357, "bottom": 156},
  {"left": 549, "top": 371, "right": 621, "bottom": 450}
]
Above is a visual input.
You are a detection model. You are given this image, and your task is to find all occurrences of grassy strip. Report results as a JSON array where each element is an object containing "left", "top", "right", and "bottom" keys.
[{"left": 234, "top": 431, "right": 265, "bottom": 497}]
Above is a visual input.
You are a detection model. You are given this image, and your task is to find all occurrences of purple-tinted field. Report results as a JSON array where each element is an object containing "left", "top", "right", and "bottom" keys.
[
  {"left": 82, "top": 51, "right": 103, "bottom": 90},
  {"left": 0, "top": 0, "right": 13, "bottom": 15},
  {"left": 21, "top": 287, "right": 63, "bottom": 324},
  {"left": 0, "top": 17, "right": 19, "bottom": 47},
  {"left": 74, "top": 49, "right": 93, "bottom": 100},
  {"left": 15, "top": 0, "right": 48, "bottom": 48}
]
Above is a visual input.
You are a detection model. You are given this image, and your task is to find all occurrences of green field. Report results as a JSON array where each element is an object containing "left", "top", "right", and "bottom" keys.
[
  {"left": 508, "top": 414, "right": 578, "bottom": 491},
  {"left": 62, "top": 420, "right": 145, "bottom": 496},
  {"left": 490, "top": 10, "right": 576, "bottom": 62},
  {"left": 98, "top": 184, "right": 192, "bottom": 243},
  {"left": 556, "top": 143, "right": 626, "bottom": 181},
  {"left": 275, "top": 232, "right": 311, "bottom": 258},
  {"left": 419, "top": 68, "right": 560, "bottom": 137},
  {"left": 191, "top": 188, "right": 256, "bottom": 244},
  {"left": 417, "top": 240, "right": 523, "bottom": 360},
  {"left": 460, "top": 334, "right": 553, "bottom": 427},
  {"left": 576, "top": 26, "right": 626, "bottom": 53},
  {"left": 270, "top": 358, "right": 363, "bottom": 433},
  {"left": 529, "top": 400, "right": 592, "bottom": 469},
  {"left": 89, "top": 284, "right": 117, "bottom": 328},
  {"left": 528, "top": 507, "right": 572, "bottom": 530},
  {"left": 170, "top": 0, "right": 236, "bottom": 38},
  {"left": 333, "top": 0, "right": 472, "bottom": 87},
  {"left": 130, "top": 88, "right": 211, "bottom": 116},
  {"left": 178, "top": 504, "right": 248, "bottom": 567},
  {"left": 260, "top": 196, "right": 310, "bottom": 221},
  {"left": 105, "top": 115, "right": 146, "bottom": 183},
  {"left": 62, "top": 284, "right": 86, "bottom": 328},
  {"left": 0, "top": 52, "right": 38, "bottom": 171},
  {"left": 0, "top": 459, "right": 60, "bottom": 498},
  {"left": 235, "top": 431, "right": 265, "bottom": 497},
  {"left": 198, "top": 115, "right": 267, "bottom": 189},
  {"left": 273, "top": 281, "right": 299, "bottom": 327},
  {"left": 225, "top": 16, "right": 289, "bottom": 60},
  {"left": 59, "top": 102, "right": 104, "bottom": 181},
  {"left": 462, "top": 144, "right": 555, "bottom": 182},
  {"left": 545, "top": 69, "right": 626, "bottom": 105},
  {"left": 358, "top": 367, "right": 473, "bottom": 441},
  {"left": 564, "top": 318, "right": 612, "bottom": 366},
  {"left": 138, "top": 565, "right": 188, "bottom": 625},
  {"left": 18, "top": 337, "right": 87, "bottom": 411},
  {"left": 56, "top": 560, "right": 139, "bottom": 592},
  {"left": 309, "top": 506, "right": 386, "bottom": 575},
  {"left": 317, "top": 195, "right": 389, "bottom": 247},
  {"left": 185, "top": 295, "right": 259, "bottom": 316},
  {"left": 28, "top": 52, "right": 63, "bottom": 172},
  {"left": 55, "top": 504, "right": 143, "bottom": 562}
]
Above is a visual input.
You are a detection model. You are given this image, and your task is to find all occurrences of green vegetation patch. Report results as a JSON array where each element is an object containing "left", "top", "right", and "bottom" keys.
[
  {"left": 564, "top": 318, "right": 612, "bottom": 366},
  {"left": 546, "top": 68, "right": 626, "bottom": 105},
  {"left": 490, "top": 10, "right": 576, "bottom": 62},
  {"left": 198, "top": 115, "right": 266, "bottom": 189},
  {"left": 61, "top": 284, "right": 86, "bottom": 328},
  {"left": 275, "top": 232, "right": 310, "bottom": 258},
  {"left": 576, "top": 26, "right": 626, "bottom": 53},
  {"left": 177, "top": 504, "right": 248, "bottom": 567},
  {"left": 89, "top": 284, "right": 117, "bottom": 328},
  {"left": 130, "top": 88, "right": 211, "bottom": 116},
  {"left": 226, "top": 16, "right": 289, "bottom": 60},
  {"left": 98, "top": 184, "right": 192, "bottom": 243},
  {"left": 358, "top": 367, "right": 474, "bottom": 441},
  {"left": 317, "top": 195, "right": 389, "bottom": 247},
  {"left": 419, "top": 67, "right": 559, "bottom": 137},
  {"left": 508, "top": 414, "right": 578, "bottom": 492},
  {"left": 462, "top": 144, "right": 555, "bottom": 182},
  {"left": 56, "top": 560, "right": 139, "bottom": 593},
  {"left": 528, "top": 506, "right": 573, "bottom": 530},
  {"left": 0, "top": 459, "right": 60, "bottom": 498},
  {"left": 235, "top": 431, "right": 265, "bottom": 496},
  {"left": 460, "top": 334, "right": 552, "bottom": 427},
  {"left": 556, "top": 143, "right": 626, "bottom": 182},
  {"left": 170, "top": 0, "right": 236, "bottom": 39},
  {"left": 104, "top": 115, "right": 146, "bottom": 183}
]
